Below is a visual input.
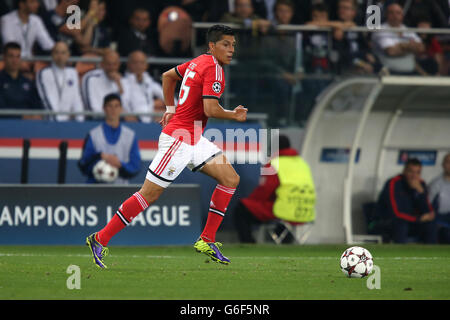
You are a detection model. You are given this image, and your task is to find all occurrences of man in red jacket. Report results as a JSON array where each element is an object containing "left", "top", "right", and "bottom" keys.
[{"left": 233, "top": 135, "right": 305, "bottom": 243}]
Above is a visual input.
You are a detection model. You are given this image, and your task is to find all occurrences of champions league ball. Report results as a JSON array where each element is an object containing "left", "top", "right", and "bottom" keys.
[
  {"left": 92, "top": 160, "right": 119, "bottom": 183},
  {"left": 340, "top": 246, "right": 374, "bottom": 278}
]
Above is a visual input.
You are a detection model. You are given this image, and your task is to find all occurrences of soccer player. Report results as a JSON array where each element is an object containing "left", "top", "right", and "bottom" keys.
[{"left": 86, "top": 24, "right": 247, "bottom": 268}]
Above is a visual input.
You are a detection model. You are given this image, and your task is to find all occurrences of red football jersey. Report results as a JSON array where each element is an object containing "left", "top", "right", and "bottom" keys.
[{"left": 162, "top": 54, "right": 225, "bottom": 145}]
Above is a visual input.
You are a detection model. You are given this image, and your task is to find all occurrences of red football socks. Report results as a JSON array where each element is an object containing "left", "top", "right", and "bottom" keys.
[
  {"left": 200, "top": 184, "right": 236, "bottom": 243},
  {"left": 96, "top": 192, "right": 149, "bottom": 246}
]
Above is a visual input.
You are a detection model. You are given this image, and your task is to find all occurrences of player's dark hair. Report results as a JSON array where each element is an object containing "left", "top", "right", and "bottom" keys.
[
  {"left": 206, "top": 24, "right": 235, "bottom": 44},
  {"left": 3, "top": 42, "right": 21, "bottom": 54},
  {"left": 405, "top": 158, "right": 422, "bottom": 168},
  {"left": 103, "top": 93, "right": 122, "bottom": 107}
]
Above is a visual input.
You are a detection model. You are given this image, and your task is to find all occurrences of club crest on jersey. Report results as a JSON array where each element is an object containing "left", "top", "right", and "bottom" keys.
[
  {"left": 212, "top": 81, "right": 221, "bottom": 93},
  {"left": 167, "top": 166, "right": 176, "bottom": 176}
]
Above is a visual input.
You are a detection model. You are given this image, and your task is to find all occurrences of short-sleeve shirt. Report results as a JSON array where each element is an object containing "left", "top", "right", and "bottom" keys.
[{"left": 162, "top": 53, "right": 225, "bottom": 145}]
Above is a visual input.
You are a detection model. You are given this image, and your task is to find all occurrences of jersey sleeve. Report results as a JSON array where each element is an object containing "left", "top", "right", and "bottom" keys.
[
  {"left": 175, "top": 61, "right": 190, "bottom": 79},
  {"left": 202, "top": 64, "right": 225, "bottom": 100}
]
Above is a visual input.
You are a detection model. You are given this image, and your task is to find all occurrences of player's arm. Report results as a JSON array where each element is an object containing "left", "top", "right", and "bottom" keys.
[
  {"left": 160, "top": 68, "right": 181, "bottom": 127},
  {"left": 162, "top": 68, "right": 181, "bottom": 108},
  {"left": 203, "top": 98, "right": 247, "bottom": 122}
]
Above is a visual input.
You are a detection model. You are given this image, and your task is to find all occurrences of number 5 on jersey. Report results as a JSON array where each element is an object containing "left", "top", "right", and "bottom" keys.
[{"left": 179, "top": 70, "right": 196, "bottom": 105}]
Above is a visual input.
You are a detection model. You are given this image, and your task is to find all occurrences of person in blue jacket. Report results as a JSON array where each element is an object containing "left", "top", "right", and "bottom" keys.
[
  {"left": 78, "top": 93, "right": 141, "bottom": 184},
  {"left": 377, "top": 158, "right": 437, "bottom": 243}
]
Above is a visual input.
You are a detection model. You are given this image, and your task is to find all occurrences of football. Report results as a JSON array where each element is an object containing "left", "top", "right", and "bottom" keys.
[
  {"left": 340, "top": 246, "right": 373, "bottom": 278},
  {"left": 92, "top": 160, "right": 119, "bottom": 183}
]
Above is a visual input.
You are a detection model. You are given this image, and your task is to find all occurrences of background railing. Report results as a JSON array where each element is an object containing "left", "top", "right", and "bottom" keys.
[{"left": 2, "top": 23, "right": 450, "bottom": 128}]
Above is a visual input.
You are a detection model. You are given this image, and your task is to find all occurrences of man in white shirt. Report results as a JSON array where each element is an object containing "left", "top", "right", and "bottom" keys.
[
  {"left": 372, "top": 2, "right": 424, "bottom": 74},
  {"left": 122, "top": 50, "right": 165, "bottom": 123},
  {"left": 81, "top": 49, "right": 127, "bottom": 113},
  {"left": 36, "top": 42, "right": 84, "bottom": 121},
  {"left": 1, "top": 0, "right": 55, "bottom": 58}
]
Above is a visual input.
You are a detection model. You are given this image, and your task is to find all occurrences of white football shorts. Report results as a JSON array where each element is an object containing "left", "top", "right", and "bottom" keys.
[{"left": 146, "top": 132, "right": 222, "bottom": 188}]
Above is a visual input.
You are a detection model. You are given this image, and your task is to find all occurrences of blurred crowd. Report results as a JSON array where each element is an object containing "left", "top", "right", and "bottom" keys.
[{"left": 1, "top": 0, "right": 450, "bottom": 123}]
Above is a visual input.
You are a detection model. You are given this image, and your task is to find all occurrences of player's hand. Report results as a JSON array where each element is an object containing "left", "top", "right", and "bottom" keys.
[
  {"left": 159, "top": 112, "right": 174, "bottom": 128},
  {"left": 233, "top": 105, "right": 247, "bottom": 122}
]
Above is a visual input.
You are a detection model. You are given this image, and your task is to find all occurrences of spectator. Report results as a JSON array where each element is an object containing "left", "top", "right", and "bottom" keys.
[
  {"left": 121, "top": 50, "right": 165, "bottom": 123},
  {"left": 220, "top": 0, "right": 269, "bottom": 114},
  {"left": 157, "top": 6, "right": 193, "bottom": 57},
  {"left": 402, "top": 0, "right": 448, "bottom": 28},
  {"left": 377, "top": 158, "right": 437, "bottom": 244},
  {"left": 1, "top": 0, "right": 55, "bottom": 58},
  {"left": 414, "top": 16, "right": 446, "bottom": 76},
  {"left": 233, "top": 135, "right": 316, "bottom": 243},
  {"left": 75, "top": 0, "right": 112, "bottom": 56},
  {"left": 41, "top": 0, "right": 80, "bottom": 42},
  {"left": 41, "top": 0, "right": 108, "bottom": 58},
  {"left": 361, "top": 0, "right": 394, "bottom": 24},
  {"left": 428, "top": 153, "right": 450, "bottom": 243},
  {"left": 301, "top": 3, "right": 335, "bottom": 122},
  {"left": 272, "top": 0, "right": 295, "bottom": 27},
  {"left": 221, "top": 0, "right": 271, "bottom": 36},
  {"left": 0, "top": 42, "right": 43, "bottom": 119},
  {"left": 78, "top": 93, "right": 141, "bottom": 184},
  {"left": 304, "top": 3, "right": 337, "bottom": 74},
  {"left": 117, "top": 8, "right": 157, "bottom": 57},
  {"left": 36, "top": 42, "right": 84, "bottom": 121},
  {"left": 262, "top": 0, "right": 301, "bottom": 124},
  {"left": 253, "top": 0, "right": 278, "bottom": 23},
  {"left": 333, "top": 0, "right": 382, "bottom": 75},
  {"left": 81, "top": 49, "right": 127, "bottom": 113},
  {"left": 371, "top": 2, "right": 425, "bottom": 75},
  {"left": 207, "top": 0, "right": 271, "bottom": 23}
]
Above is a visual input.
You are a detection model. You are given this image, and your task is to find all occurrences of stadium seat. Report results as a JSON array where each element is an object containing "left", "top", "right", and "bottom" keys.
[
  {"left": 33, "top": 61, "right": 49, "bottom": 73},
  {"left": 75, "top": 53, "right": 99, "bottom": 78}
]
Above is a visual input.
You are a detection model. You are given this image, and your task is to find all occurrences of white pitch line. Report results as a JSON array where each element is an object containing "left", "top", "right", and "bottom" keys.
[{"left": 0, "top": 253, "right": 449, "bottom": 260}]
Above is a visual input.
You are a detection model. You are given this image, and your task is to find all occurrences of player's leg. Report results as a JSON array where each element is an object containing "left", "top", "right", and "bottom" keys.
[
  {"left": 86, "top": 181, "right": 165, "bottom": 269},
  {"left": 198, "top": 153, "right": 239, "bottom": 243},
  {"left": 191, "top": 150, "right": 239, "bottom": 264},
  {"left": 95, "top": 180, "right": 165, "bottom": 246},
  {"left": 87, "top": 133, "right": 187, "bottom": 268}
]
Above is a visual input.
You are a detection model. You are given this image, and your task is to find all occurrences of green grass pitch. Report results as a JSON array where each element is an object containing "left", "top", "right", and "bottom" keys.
[{"left": 1, "top": 244, "right": 449, "bottom": 300}]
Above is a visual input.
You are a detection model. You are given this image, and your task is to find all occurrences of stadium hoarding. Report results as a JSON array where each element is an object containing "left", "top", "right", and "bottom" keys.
[{"left": 0, "top": 184, "right": 202, "bottom": 245}]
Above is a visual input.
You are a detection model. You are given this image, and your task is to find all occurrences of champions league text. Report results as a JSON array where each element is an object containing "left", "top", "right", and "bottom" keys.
[{"left": 0, "top": 205, "right": 192, "bottom": 227}]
